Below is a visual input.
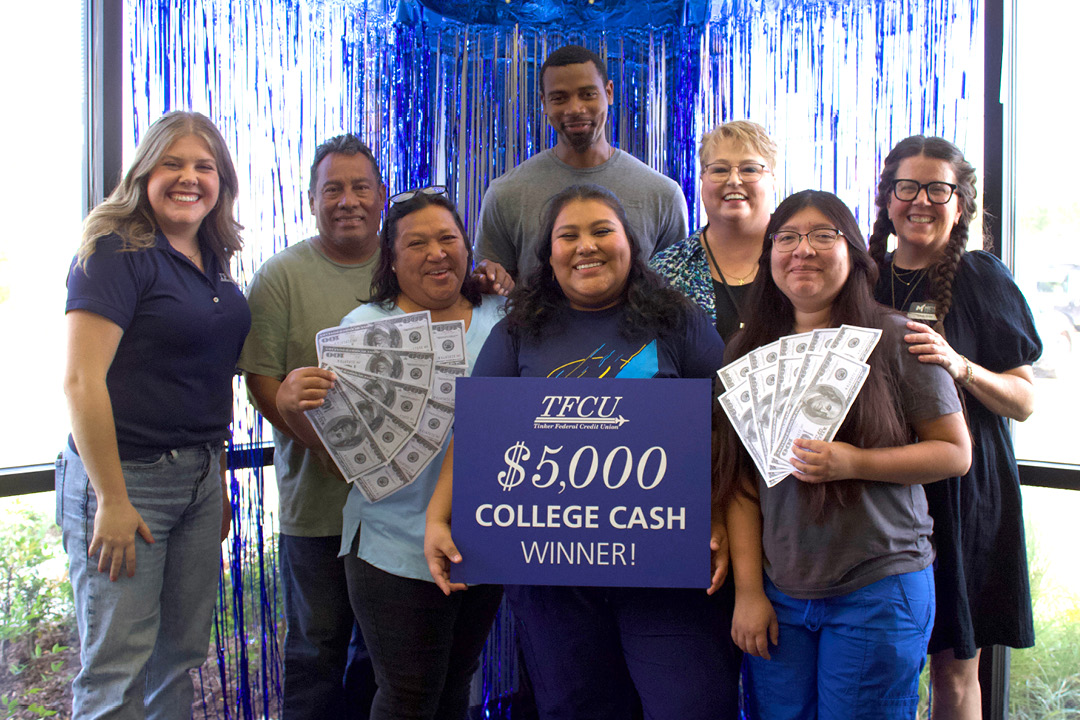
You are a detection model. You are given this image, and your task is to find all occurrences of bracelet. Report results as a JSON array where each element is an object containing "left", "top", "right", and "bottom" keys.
[{"left": 959, "top": 355, "right": 975, "bottom": 387}]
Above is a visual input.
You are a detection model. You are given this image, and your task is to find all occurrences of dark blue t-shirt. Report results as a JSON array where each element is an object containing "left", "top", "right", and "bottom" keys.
[
  {"left": 66, "top": 234, "right": 251, "bottom": 459},
  {"left": 473, "top": 303, "right": 725, "bottom": 380}
]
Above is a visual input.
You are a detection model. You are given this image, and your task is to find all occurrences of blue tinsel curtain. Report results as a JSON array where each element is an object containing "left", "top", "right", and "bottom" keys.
[{"left": 123, "top": 0, "right": 980, "bottom": 716}]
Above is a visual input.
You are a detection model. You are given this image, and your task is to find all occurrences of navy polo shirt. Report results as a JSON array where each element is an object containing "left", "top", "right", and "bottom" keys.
[{"left": 66, "top": 233, "right": 251, "bottom": 459}]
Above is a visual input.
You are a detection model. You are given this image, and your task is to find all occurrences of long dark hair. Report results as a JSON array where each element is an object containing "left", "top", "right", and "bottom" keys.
[
  {"left": 369, "top": 192, "right": 483, "bottom": 307},
  {"left": 716, "top": 190, "right": 909, "bottom": 521},
  {"left": 505, "top": 184, "right": 692, "bottom": 341},
  {"left": 867, "top": 135, "right": 982, "bottom": 331}
]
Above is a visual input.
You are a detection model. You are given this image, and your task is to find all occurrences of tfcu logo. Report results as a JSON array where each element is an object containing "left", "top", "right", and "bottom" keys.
[{"left": 534, "top": 395, "right": 628, "bottom": 430}]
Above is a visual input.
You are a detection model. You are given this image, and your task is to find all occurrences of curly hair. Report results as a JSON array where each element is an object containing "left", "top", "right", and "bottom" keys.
[
  {"left": 866, "top": 136, "right": 982, "bottom": 331},
  {"left": 78, "top": 111, "right": 242, "bottom": 272},
  {"left": 504, "top": 184, "right": 694, "bottom": 342},
  {"left": 715, "top": 190, "right": 909, "bottom": 522},
  {"left": 369, "top": 191, "right": 482, "bottom": 308}
]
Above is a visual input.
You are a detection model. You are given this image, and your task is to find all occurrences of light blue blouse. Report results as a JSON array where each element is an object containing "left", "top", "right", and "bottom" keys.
[{"left": 337, "top": 295, "right": 506, "bottom": 581}]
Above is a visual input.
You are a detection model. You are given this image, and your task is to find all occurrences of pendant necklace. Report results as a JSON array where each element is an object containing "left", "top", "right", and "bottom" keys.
[
  {"left": 891, "top": 260, "right": 927, "bottom": 312},
  {"left": 702, "top": 229, "right": 751, "bottom": 330}
]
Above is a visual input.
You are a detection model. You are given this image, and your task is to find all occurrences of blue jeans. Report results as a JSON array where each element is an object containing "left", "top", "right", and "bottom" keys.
[
  {"left": 279, "top": 534, "right": 376, "bottom": 720},
  {"left": 504, "top": 583, "right": 741, "bottom": 720},
  {"left": 57, "top": 443, "right": 222, "bottom": 720},
  {"left": 746, "top": 567, "right": 935, "bottom": 720}
]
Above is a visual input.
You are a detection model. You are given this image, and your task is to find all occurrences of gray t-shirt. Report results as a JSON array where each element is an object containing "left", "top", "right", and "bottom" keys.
[
  {"left": 474, "top": 148, "right": 688, "bottom": 279},
  {"left": 237, "top": 239, "right": 379, "bottom": 537},
  {"left": 759, "top": 313, "right": 963, "bottom": 598}
]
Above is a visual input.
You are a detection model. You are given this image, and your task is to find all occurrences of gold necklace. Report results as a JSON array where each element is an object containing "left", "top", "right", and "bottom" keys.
[
  {"left": 890, "top": 261, "right": 927, "bottom": 311},
  {"left": 891, "top": 262, "right": 924, "bottom": 286}
]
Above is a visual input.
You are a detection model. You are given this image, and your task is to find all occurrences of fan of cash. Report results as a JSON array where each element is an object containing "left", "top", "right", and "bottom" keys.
[
  {"left": 717, "top": 325, "right": 882, "bottom": 487},
  {"left": 305, "top": 311, "right": 468, "bottom": 502}
]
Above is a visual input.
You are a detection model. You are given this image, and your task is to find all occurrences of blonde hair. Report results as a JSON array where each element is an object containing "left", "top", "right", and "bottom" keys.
[
  {"left": 698, "top": 120, "right": 778, "bottom": 173},
  {"left": 78, "top": 111, "right": 242, "bottom": 270}
]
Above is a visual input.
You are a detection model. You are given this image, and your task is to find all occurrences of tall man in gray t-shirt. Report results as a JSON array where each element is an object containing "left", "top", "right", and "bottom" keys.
[
  {"left": 239, "top": 134, "right": 381, "bottom": 720},
  {"left": 474, "top": 45, "right": 689, "bottom": 280}
]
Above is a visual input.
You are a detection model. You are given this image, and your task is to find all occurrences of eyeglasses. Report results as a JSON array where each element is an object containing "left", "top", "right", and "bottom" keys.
[
  {"left": 891, "top": 179, "right": 958, "bottom": 204},
  {"left": 770, "top": 228, "right": 844, "bottom": 253},
  {"left": 702, "top": 162, "right": 769, "bottom": 184},
  {"left": 389, "top": 185, "right": 447, "bottom": 204}
]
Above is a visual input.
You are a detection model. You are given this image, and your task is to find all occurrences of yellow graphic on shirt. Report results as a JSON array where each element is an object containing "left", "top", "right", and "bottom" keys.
[{"left": 546, "top": 341, "right": 655, "bottom": 378}]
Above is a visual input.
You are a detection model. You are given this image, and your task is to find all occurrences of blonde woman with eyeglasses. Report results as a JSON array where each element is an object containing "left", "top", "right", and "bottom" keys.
[{"left": 651, "top": 120, "right": 778, "bottom": 343}]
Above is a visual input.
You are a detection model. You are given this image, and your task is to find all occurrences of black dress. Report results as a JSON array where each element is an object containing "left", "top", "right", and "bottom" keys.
[{"left": 875, "top": 250, "right": 1042, "bottom": 658}]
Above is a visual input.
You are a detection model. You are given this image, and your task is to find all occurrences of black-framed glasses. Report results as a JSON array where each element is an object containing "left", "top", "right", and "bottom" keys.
[
  {"left": 891, "top": 179, "right": 958, "bottom": 204},
  {"left": 770, "top": 228, "right": 844, "bottom": 253},
  {"left": 702, "top": 162, "right": 769, "bottom": 184},
  {"left": 389, "top": 185, "right": 447, "bottom": 204}
]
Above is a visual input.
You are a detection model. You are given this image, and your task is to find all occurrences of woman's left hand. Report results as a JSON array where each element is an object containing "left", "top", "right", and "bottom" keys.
[
  {"left": 904, "top": 320, "right": 964, "bottom": 380},
  {"left": 708, "top": 514, "right": 729, "bottom": 594},
  {"left": 471, "top": 259, "right": 515, "bottom": 297},
  {"left": 790, "top": 439, "right": 858, "bottom": 483},
  {"left": 219, "top": 464, "right": 231, "bottom": 544}
]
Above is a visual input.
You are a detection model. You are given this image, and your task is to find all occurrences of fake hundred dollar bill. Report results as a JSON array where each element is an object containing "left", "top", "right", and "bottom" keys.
[
  {"left": 335, "top": 366, "right": 429, "bottom": 426},
  {"left": 769, "top": 351, "right": 871, "bottom": 482},
  {"left": 431, "top": 320, "right": 468, "bottom": 367},
  {"left": 718, "top": 325, "right": 880, "bottom": 487},
  {"left": 315, "top": 311, "right": 433, "bottom": 359},
  {"left": 309, "top": 310, "right": 469, "bottom": 503},
  {"left": 320, "top": 345, "right": 435, "bottom": 389},
  {"left": 304, "top": 381, "right": 388, "bottom": 482}
]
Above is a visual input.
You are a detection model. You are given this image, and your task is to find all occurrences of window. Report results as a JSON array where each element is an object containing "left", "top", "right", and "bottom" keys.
[{"left": 0, "top": 0, "right": 85, "bottom": 470}]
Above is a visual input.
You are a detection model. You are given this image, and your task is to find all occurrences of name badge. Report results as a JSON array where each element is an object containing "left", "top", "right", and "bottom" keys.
[{"left": 907, "top": 300, "right": 937, "bottom": 322}]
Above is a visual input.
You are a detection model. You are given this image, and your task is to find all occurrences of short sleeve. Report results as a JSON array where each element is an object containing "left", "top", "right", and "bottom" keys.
[
  {"left": 65, "top": 238, "right": 143, "bottom": 330},
  {"left": 472, "top": 319, "right": 521, "bottom": 377},
  {"left": 653, "top": 185, "right": 689, "bottom": 256},
  {"left": 954, "top": 251, "right": 1042, "bottom": 372},
  {"left": 883, "top": 314, "right": 963, "bottom": 423},
  {"left": 474, "top": 185, "right": 519, "bottom": 278},
  {"left": 237, "top": 262, "right": 290, "bottom": 379},
  {"left": 674, "top": 307, "right": 726, "bottom": 379}
]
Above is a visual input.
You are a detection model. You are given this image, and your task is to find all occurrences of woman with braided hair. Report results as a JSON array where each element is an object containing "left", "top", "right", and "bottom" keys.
[{"left": 868, "top": 136, "right": 1042, "bottom": 720}]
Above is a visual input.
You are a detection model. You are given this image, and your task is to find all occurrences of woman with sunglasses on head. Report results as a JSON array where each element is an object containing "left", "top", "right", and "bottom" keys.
[
  {"left": 60, "top": 111, "right": 249, "bottom": 718},
  {"left": 719, "top": 189, "right": 971, "bottom": 720},
  {"left": 275, "top": 187, "right": 505, "bottom": 720},
  {"left": 651, "top": 121, "right": 778, "bottom": 342},
  {"left": 427, "top": 184, "right": 740, "bottom": 720},
  {"left": 868, "top": 136, "right": 1042, "bottom": 720}
]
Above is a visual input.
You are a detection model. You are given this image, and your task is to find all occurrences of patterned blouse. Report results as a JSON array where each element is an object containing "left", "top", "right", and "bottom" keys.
[{"left": 649, "top": 228, "right": 716, "bottom": 320}]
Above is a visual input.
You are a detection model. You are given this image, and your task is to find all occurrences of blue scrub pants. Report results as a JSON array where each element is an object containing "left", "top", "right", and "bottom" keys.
[
  {"left": 505, "top": 582, "right": 741, "bottom": 720},
  {"left": 746, "top": 567, "right": 935, "bottom": 720}
]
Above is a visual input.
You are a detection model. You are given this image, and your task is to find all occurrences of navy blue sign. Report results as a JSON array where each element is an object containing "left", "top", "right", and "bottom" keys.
[{"left": 451, "top": 377, "right": 711, "bottom": 588}]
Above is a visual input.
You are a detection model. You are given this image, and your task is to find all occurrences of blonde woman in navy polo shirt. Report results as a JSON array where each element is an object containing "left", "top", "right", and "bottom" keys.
[{"left": 59, "top": 111, "right": 250, "bottom": 719}]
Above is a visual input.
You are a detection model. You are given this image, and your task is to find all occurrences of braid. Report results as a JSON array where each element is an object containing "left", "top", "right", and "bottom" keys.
[
  {"left": 867, "top": 209, "right": 894, "bottom": 277},
  {"left": 873, "top": 135, "right": 979, "bottom": 335},
  {"left": 929, "top": 223, "right": 967, "bottom": 332}
]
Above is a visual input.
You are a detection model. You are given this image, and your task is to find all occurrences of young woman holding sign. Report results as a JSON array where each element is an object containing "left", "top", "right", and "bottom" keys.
[
  {"left": 718, "top": 190, "right": 971, "bottom": 720},
  {"left": 425, "top": 184, "right": 740, "bottom": 719}
]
